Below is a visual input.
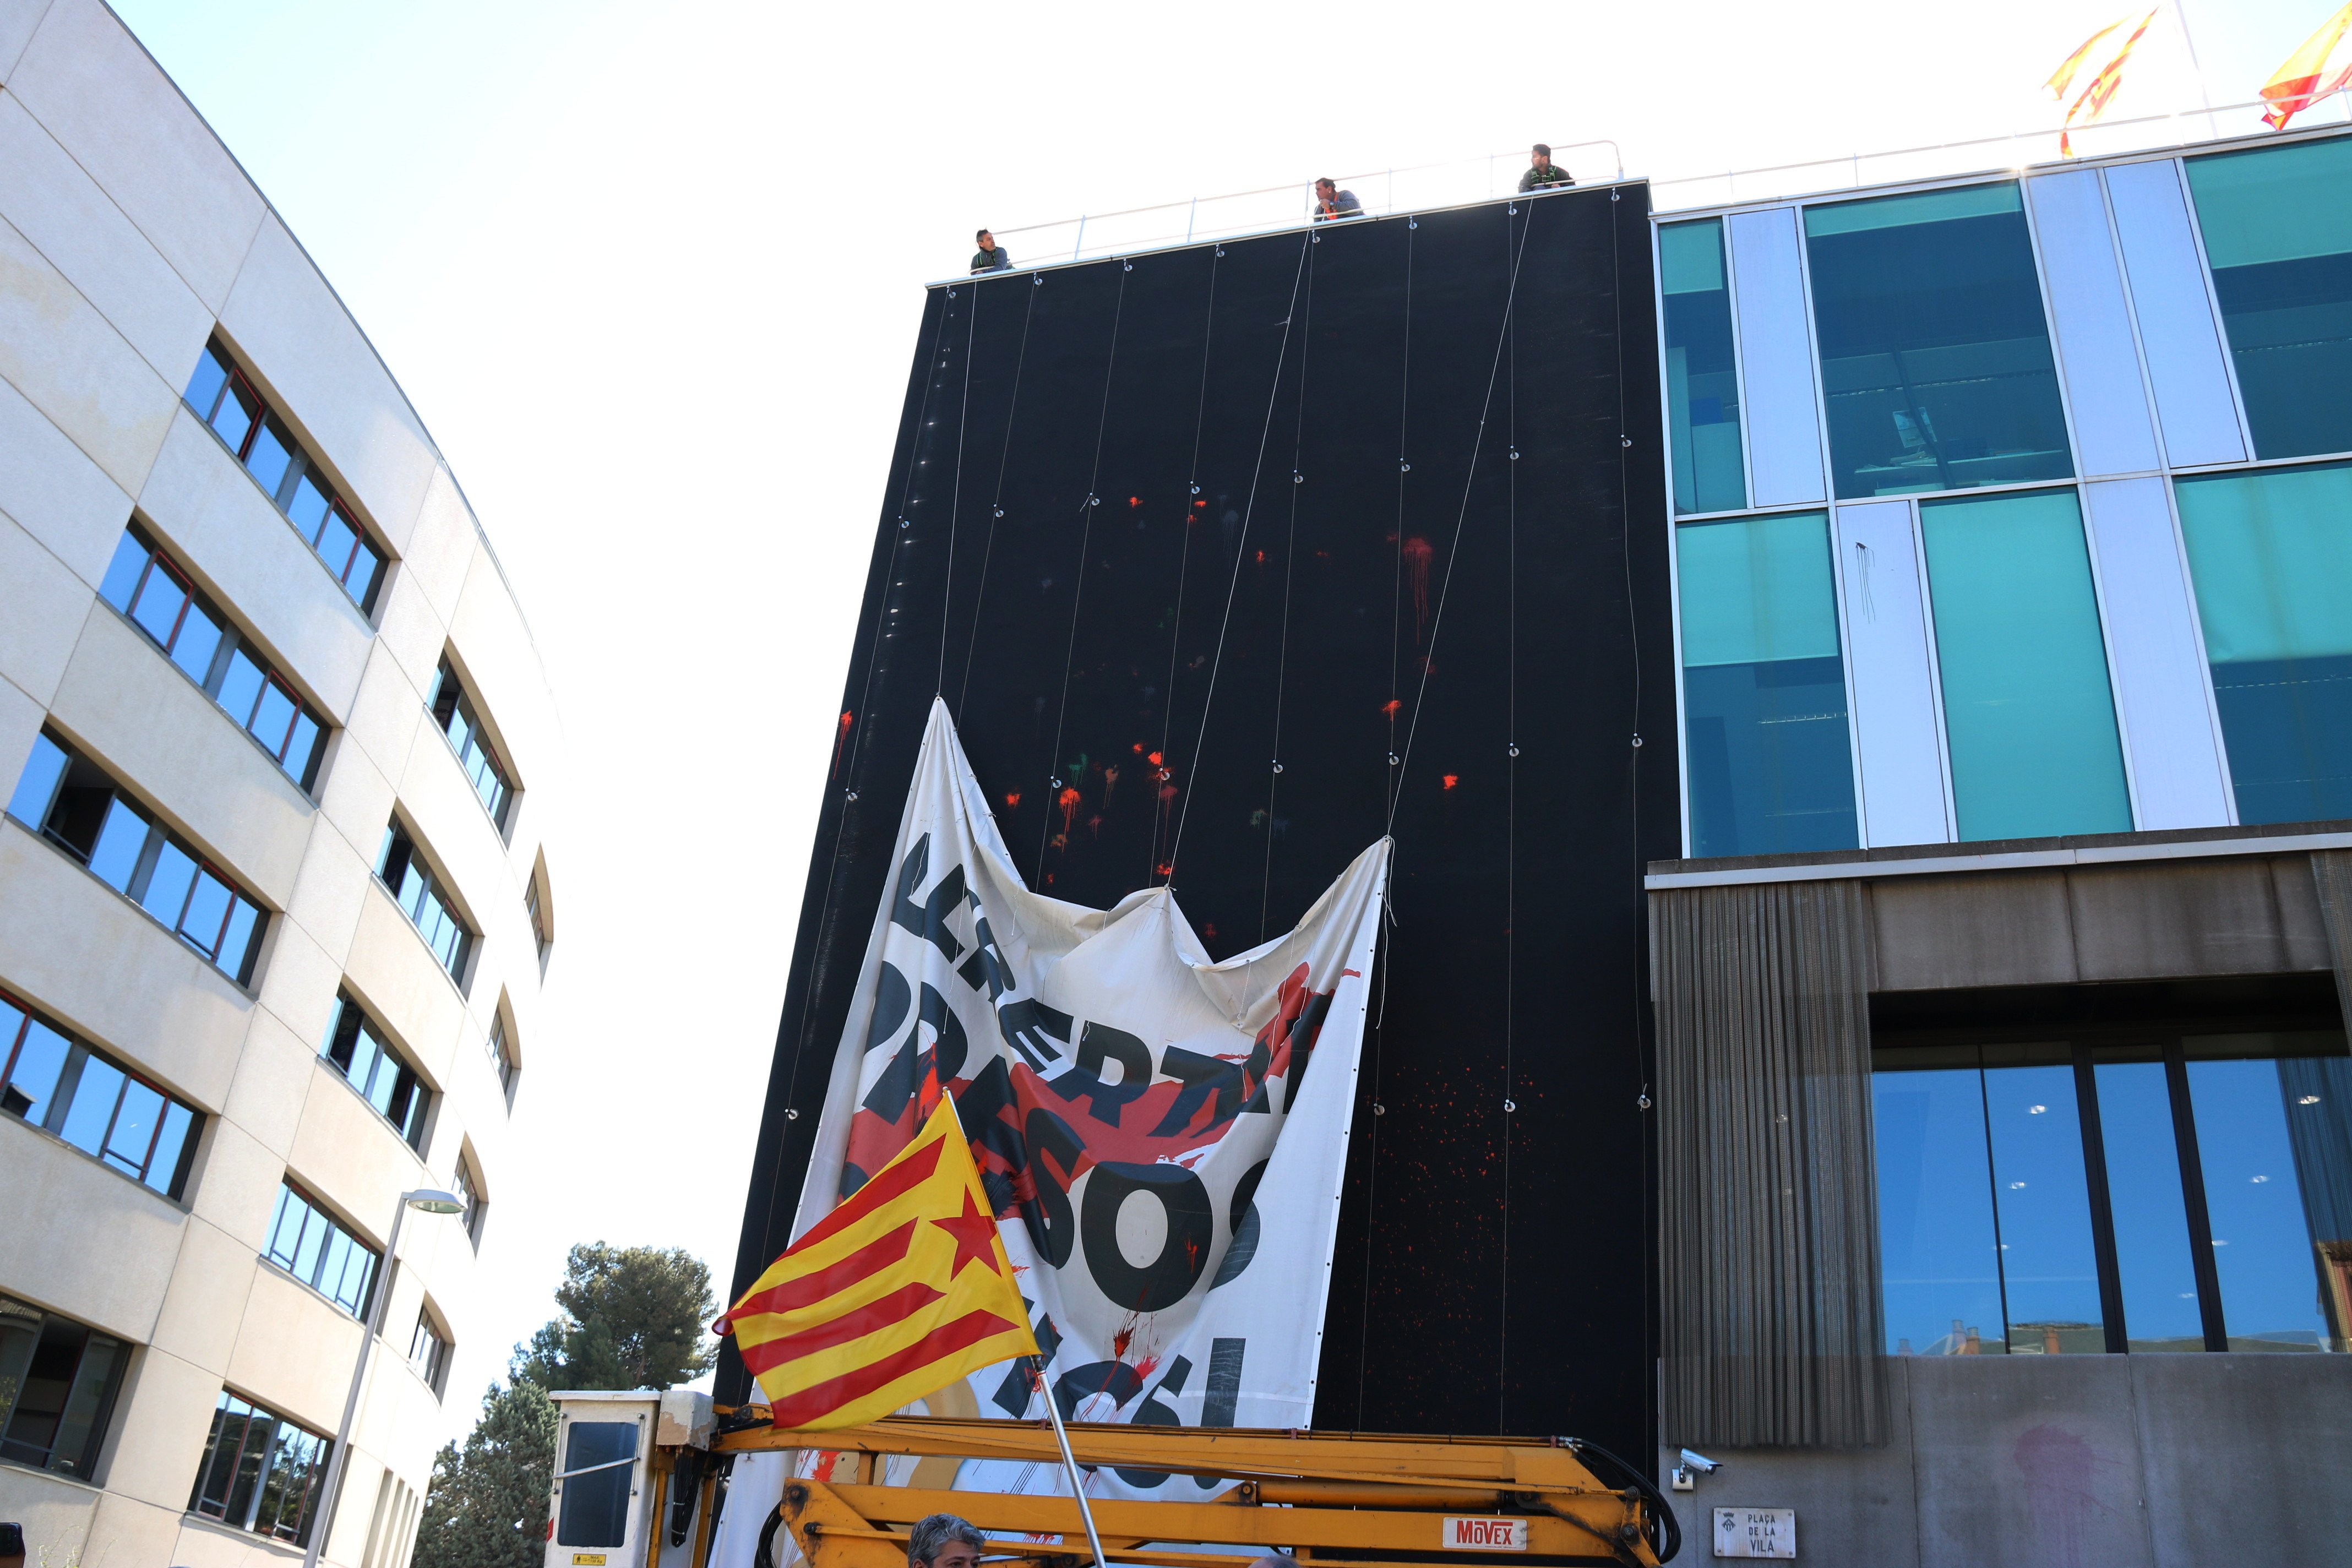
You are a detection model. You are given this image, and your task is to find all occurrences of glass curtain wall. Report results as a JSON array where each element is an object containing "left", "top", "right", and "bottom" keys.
[
  {"left": 1662, "top": 219, "right": 1747, "bottom": 515},
  {"left": 1674, "top": 511, "right": 1858, "bottom": 856},
  {"left": 1875, "top": 1028, "right": 2351, "bottom": 1354},
  {"left": 2185, "top": 137, "right": 2352, "bottom": 460},
  {"left": 2174, "top": 461, "right": 2352, "bottom": 824},
  {"left": 1806, "top": 184, "right": 2073, "bottom": 498},
  {"left": 1919, "top": 489, "right": 2132, "bottom": 839}
]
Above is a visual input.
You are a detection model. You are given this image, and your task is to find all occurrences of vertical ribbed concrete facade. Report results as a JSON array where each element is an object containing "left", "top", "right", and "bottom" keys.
[{"left": 0, "top": 4, "right": 558, "bottom": 1566}]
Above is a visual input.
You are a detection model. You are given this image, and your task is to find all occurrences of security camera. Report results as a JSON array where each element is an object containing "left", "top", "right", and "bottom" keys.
[
  {"left": 1679, "top": 1449, "right": 1723, "bottom": 1474},
  {"left": 1669, "top": 1449, "right": 1723, "bottom": 1491}
]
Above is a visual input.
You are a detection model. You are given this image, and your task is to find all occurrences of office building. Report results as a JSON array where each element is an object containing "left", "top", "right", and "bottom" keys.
[{"left": 0, "top": 4, "right": 558, "bottom": 1565}]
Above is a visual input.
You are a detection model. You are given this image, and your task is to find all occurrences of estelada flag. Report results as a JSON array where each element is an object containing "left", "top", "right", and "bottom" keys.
[
  {"left": 2261, "top": 1, "right": 2352, "bottom": 129},
  {"left": 2055, "top": 9, "right": 2158, "bottom": 156},
  {"left": 717, "top": 1096, "right": 1037, "bottom": 1430},
  {"left": 2046, "top": 14, "right": 2134, "bottom": 102}
]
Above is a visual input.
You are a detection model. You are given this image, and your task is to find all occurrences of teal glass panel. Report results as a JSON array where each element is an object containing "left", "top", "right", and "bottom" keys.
[
  {"left": 1675, "top": 511, "right": 1857, "bottom": 856},
  {"left": 2093, "top": 1058, "right": 2208, "bottom": 1351},
  {"left": 1806, "top": 183, "right": 2073, "bottom": 498},
  {"left": 1920, "top": 489, "right": 2132, "bottom": 840},
  {"left": 2185, "top": 138, "right": 2352, "bottom": 459},
  {"left": 1983, "top": 1052, "right": 2107, "bottom": 1353},
  {"left": 1662, "top": 220, "right": 1746, "bottom": 515},
  {"left": 2173, "top": 462, "right": 2352, "bottom": 824},
  {"left": 1872, "top": 1065, "right": 2006, "bottom": 1354}
]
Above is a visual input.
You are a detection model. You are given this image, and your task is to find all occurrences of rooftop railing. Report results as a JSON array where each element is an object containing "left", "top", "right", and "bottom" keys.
[{"left": 943, "top": 94, "right": 2352, "bottom": 285}]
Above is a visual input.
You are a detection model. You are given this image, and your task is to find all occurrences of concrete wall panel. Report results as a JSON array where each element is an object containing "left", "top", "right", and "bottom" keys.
[
  {"left": 0, "top": 364, "right": 131, "bottom": 585},
  {"left": 228, "top": 1266, "right": 364, "bottom": 1431},
  {"left": 290, "top": 1058, "right": 429, "bottom": 1238},
  {"left": 2066, "top": 858, "right": 2322, "bottom": 980},
  {"left": 451, "top": 552, "right": 555, "bottom": 797},
  {"left": 0, "top": 93, "right": 211, "bottom": 384},
  {"left": 217, "top": 217, "right": 436, "bottom": 551},
  {"left": 1873, "top": 870, "right": 2079, "bottom": 991},
  {"left": 405, "top": 466, "right": 479, "bottom": 627},
  {"left": 149, "top": 1216, "right": 258, "bottom": 1373},
  {"left": 313, "top": 740, "right": 394, "bottom": 881},
  {"left": 341, "top": 641, "right": 426, "bottom": 783},
  {"left": 99, "top": 1343, "right": 221, "bottom": 1512},
  {"left": 249, "top": 916, "right": 342, "bottom": 1072},
  {"left": 0, "top": 1468, "right": 104, "bottom": 1568},
  {"left": 280, "top": 818, "right": 372, "bottom": 967},
  {"left": 186, "top": 1115, "right": 287, "bottom": 1254},
  {"left": 138, "top": 409, "right": 373, "bottom": 717},
  {"left": 221, "top": 1008, "right": 326, "bottom": 1160},
  {"left": 83, "top": 1493, "right": 187, "bottom": 1568},
  {"left": 0, "top": 818, "right": 254, "bottom": 1104},
  {"left": 4, "top": 0, "right": 264, "bottom": 311},
  {"left": 0, "top": 1117, "right": 184, "bottom": 1339},
  {"left": 0, "top": 211, "right": 177, "bottom": 492},
  {"left": 2132, "top": 1354, "right": 2352, "bottom": 1568},
  {"left": 50, "top": 607, "right": 314, "bottom": 904},
  {"left": 0, "top": 514, "right": 94, "bottom": 705},
  {"left": 344, "top": 884, "right": 468, "bottom": 1072},
  {"left": 0, "top": 0, "right": 53, "bottom": 81}
]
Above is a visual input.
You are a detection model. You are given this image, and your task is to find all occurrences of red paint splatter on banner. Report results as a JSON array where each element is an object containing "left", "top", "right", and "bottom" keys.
[
  {"left": 1254, "top": 549, "right": 1266, "bottom": 564},
  {"left": 830, "top": 711, "right": 853, "bottom": 779},
  {"left": 1113, "top": 1326, "right": 1134, "bottom": 1358},
  {"left": 1103, "top": 764, "right": 1119, "bottom": 802},
  {"left": 1133, "top": 742, "right": 1145, "bottom": 753},
  {"left": 1148, "top": 751, "right": 1164, "bottom": 767},
  {"left": 1194, "top": 499, "right": 1207, "bottom": 509},
  {"left": 1005, "top": 792, "right": 1022, "bottom": 811},
  {"left": 1129, "top": 496, "right": 1142, "bottom": 507},
  {"left": 1057, "top": 786, "right": 1082, "bottom": 832},
  {"left": 1155, "top": 862, "right": 1174, "bottom": 878},
  {"left": 1203, "top": 923, "right": 1219, "bottom": 939},
  {"left": 1086, "top": 814, "right": 1104, "bottom": 837},
  {"left": 1380, "top": 698, "right": 1401, "bottom": 718},
  {"left": 1442, "top": 774, "right": 1460, "bottom": 790},
  {"left": 1402, "top": 537, "right": 1434, "bottom": 638}
]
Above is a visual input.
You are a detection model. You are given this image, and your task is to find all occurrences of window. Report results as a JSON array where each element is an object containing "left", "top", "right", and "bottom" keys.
[
  {"left": 2, "top": 990, "right": 200, "bottom": 1197},
  {"left": 320, "top": 994, "right": 429, "bottom": 1148},
  {"left": 407, "top": 1310, "right": 449, "bottom": 1394},
  {"left": 377, "top": 820, "right": 472, "bottom": 980},
  {"left": 484, "top": 1012, "right": 517, "bottom": 1101},
  {"left": 188, "top": 1390, "right": 330, "bottom": 1546},
  {"left": 1661, "top": 219, "right": 1747, "bottom": 515},
  {"left": 0, "top": 1297, "right": 128, "bottom": 1478},
  {"left": 1806, "top": 183, "right": 2073, "bottom": 499},
  {"left": 2172, "top": 461, "right": 2352, "bottom": 825},
  {"left": 1918, "top": 489, "right": 2132, "bottom": 840},
  {"left": 452, "top": 1156, "right": 483, "bottom": 1243},
  {"left": 97, "top": 524, "right": 328, "bottom": 791},
  {"left": 554, "top": 1420, "right": 638, "bottom": 1549},
  {"left": 262, "top": 1183, "right": 378, "bottom": 1318},
  {"left": 182, "top": 339, "right": 388, "bottom": 612},
  {"left": 525, "top": 869, "right": 551, "bottom": 962},
  {"left": 427, "top": 661, "right": 512, "bottom": 826},
  {"left": 1675, "top": 510, "right": 1858, "bottom": 856},
  {"left": 8, "top": 731, "right": 268, "bottom": 984},
  {"left": 1872, "top": 982, "right": 2352, "bottom": 1356},
  {"left": 2185, "top": 138, "right": 2352, "bottom": 460}
]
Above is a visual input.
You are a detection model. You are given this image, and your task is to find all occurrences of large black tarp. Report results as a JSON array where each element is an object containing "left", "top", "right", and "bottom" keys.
[{"left": 725, "top": 182, "right": 1677, "bottom": 1463}]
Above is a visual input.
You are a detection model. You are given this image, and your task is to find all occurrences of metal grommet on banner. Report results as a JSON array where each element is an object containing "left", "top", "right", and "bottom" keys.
[
  {"left": 785, "top": 1108, "right": 799, "bottom": 1120},
  {"left": 993, "top": 507, "right": 1005, "bottom": 518},
  {"left": 845, "top": 791, "right": 858, "bottom": 802},
  {"left": 1502, "top": 1098, "right": 1516, "bottom": 1113},
  {"left": 1049, "top": 776, "right": 1064, "bottom": 790},
  {"left": 1508, "top": 448, "right": 1520, "bottom": 461},
  {"left": 1631, "top": 734, "right": 1645, "bottom": 749},
  {"left": 1373, "top": 1102, "right": 1386, "bottom": 1116},
  {"left": 899, "top": 517, "right": 912, "bottom": 529},
  {"left": 1398, "top": 461, "right": 1411, "bottom": 473},
  {"left": 1293, "top": 471, "right": 1305, "bottom": 484},
  {"left": 1190, "top": 483, "right": 1202, "bottom": 494},
  {"left": 1638, "top": 1089, "right": 1653, "bottom": 1110},
  {"left": 1272, "top": 761, "right": 1284, "bottom": 774},
  {"left": 1620, "top": 436, "right": 1634, "bottom": 448},
  {"left": 1387, "top": 753, "right": 1401, "bottom": 767},
  {"left": 1508, "top": 743, "right": 1520, "bottom": 758}
]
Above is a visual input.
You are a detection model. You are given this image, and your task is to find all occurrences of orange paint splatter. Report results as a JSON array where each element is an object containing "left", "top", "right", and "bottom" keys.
[
  {"left": 1379, "top": 698, "right": 1402, "bottom": 718},
  {"left": 1005, "top": 792, "right": 1022, "bottom": 810},
  {"left": 1133, "top": 742, "right": 1146, "bottom": 753},
  {"left": 1113, "top": 1326, "right": 1134, "bottom": 1358},
  {"left": 1129, "top": 496, "right": 1142, "bottom": 507},
  {"left": 830, "top": 710, "right": 854, "bottom": 779},
  {"left": 1402, "top": 536, "right": 1435, "bottom": 638},
  {"left": 1442, "top": 774, "right": 1460, "bottom": 790},
  {"left": 1148, "top": 750, "right": 1164, "bottom": 767},
  {"left": 1254, "top": 549, "right": 1266, "bottom": 564},
  {"left": 1057, "top": 786, "right": 1082, "bottom": 832}
]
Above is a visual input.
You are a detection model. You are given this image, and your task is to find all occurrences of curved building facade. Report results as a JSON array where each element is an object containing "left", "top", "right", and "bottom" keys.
[{"left": 0, "top": 4, "right": 559, "bottom": 1566}]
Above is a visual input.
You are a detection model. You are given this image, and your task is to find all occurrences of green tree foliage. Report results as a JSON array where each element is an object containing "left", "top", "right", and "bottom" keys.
[
  {"left": 511, "top": 1243, "right": 717, "bottom": 1393},
  {"left": 415, "top": 1380, "right": 557, "bottom": 1568}
]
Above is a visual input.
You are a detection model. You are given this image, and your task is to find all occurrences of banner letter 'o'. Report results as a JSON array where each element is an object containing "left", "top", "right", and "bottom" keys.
[{"left": 1080, "top": 1161, "right": 1214, "bottom": 1311}]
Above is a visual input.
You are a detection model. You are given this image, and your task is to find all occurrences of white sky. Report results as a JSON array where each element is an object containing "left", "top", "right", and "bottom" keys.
[{"left": 102, "top": 0, "right": 2335, "bottom": 1443}]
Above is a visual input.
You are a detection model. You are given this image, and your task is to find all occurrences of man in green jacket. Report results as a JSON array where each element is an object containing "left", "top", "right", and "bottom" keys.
[{"left": 1518, "top": 144, "right": 1575, "bottom": 193}]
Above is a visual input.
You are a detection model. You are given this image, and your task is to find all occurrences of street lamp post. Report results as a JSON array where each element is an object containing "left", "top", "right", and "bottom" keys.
[{"left": 302, "top": 1188, "right": 464, "bottom": 1568}]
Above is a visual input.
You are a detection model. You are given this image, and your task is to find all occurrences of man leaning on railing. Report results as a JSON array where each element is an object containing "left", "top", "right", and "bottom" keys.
[
  {"left": 971, "top": 228, "right": 1013, "bottom": 273},
  {"left": 1519, "top": 143, "right": 1575, "bottom": 192},
  {"left": 1311, "top": 177, "right": 1364, "bottom": 221}
]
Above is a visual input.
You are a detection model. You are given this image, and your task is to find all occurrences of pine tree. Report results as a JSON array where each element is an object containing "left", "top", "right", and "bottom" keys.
[
  {"left": 511, "top": 1243, "right": 717, "bottom": 1393},
  {"left": 414, "top": 1380, "right": 557, "bottom": 1568}
]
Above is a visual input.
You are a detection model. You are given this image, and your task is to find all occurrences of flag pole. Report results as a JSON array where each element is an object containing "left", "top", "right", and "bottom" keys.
[{"left": 1034, "top": 1357, "right": 1110, "bottom": 1568}]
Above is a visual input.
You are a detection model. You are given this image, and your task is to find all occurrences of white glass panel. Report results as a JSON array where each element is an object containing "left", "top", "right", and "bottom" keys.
[
  {"left": 1834, "top": 502, "right": 1950, "bottom": 847},
  {"left": 2027, "top": 171, "right": 2160, "bottom": 478},
  {"left": 1728, "top": 207, "right": 1828, "bottom": 507},
  {"left": 2106, "top": 160, "right": 2246, "bottom": 469}
]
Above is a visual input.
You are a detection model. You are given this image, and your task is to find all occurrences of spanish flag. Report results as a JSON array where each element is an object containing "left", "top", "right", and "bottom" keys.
[
  {"left": 2261, "top": 1, "right": 2352, "bottom": 129},
  {"left": 718, "top": 1097, "right": 1038, "bottom": 1430}
]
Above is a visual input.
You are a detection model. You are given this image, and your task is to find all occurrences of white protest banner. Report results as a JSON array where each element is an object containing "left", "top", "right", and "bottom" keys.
[{"left": 791, "top": 698, "right": 1387, "bottom": 1503}]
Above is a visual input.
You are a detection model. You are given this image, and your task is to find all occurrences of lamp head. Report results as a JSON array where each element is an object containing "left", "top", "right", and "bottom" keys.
[{"left": 406, "top": 1190, "right": 465, "bottom": 1215}]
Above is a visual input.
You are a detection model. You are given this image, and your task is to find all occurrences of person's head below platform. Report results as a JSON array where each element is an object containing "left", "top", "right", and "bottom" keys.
[
  {"left": 1531, "top": 143, "right": 1553, "bottom": 172},
  {"left": 908, "top": 1512, "right": 986, "bottom": 1568}
]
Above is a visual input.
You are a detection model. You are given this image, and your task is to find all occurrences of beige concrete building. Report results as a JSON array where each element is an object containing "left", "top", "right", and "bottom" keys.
[{"left": 0, "top": 3, "right": 559, "bottom": 1565}]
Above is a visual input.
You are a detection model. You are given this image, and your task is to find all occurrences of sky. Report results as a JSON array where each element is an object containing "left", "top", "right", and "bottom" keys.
[{"left": 101, "top": 0, "right": 2343, "bottom": 1445}]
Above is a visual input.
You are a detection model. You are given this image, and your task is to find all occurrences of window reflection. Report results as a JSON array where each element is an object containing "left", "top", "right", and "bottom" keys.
[
  {"left": 1805, "top": 183, "right": 2073, "bottom": 498},
  {"left": 1982, "top": 1049, "right": 2104, "bottom": 1353},
  {"left": 2092, "top": 1057, "right": 2209, "bottom": 1351},
  {"left": 1661, "top": 219, "right": 1746, "bottom": 515},
  {"left": 2185, "top": 138, "right": 2352, "bottom": 460},
  {"left": 1674, "top": 511, "right": 1858, "bottom": 856},
  {"left": 2173, "top": 462, "right": 2352, "bottom": 825},
  {"left": 1873, "top": 1061, "right": 2004, "bottom": 1354}
]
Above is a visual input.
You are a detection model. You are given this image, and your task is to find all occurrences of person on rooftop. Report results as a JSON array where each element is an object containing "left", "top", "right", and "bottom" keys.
[
  {"left": 971, "top": 228, "right": 1012, "bottom": 274},
  {"left": 1311, "top": 178, "right": 1364, "bottom": 222},
  {"left": 1518, "top": 144, "right": 1575, "bottom": 193}
]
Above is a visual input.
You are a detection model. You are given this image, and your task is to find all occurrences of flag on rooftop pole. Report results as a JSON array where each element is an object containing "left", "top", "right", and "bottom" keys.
[
  {"left": 717, "top": 1094, "right": 1038, "bottom": 1431},
  {"left": 2046, "top": 15, "right": 2133, "bottom": 102},
  {"left": 2260, "top": 1, "right": 2352, "bottom": 129},
  {"left": 2054, "top": 9, "right": 2159, "bottom": 156}
]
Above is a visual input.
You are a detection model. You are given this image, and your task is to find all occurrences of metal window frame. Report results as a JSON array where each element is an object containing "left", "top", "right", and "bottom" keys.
[{"left": 0, "top": 986, "right": 202, "bottom": 1199}]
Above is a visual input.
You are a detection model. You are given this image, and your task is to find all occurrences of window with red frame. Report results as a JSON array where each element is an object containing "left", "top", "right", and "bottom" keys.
[{"left": 1, "top": 988, "right": 201, "bottom": 1196}]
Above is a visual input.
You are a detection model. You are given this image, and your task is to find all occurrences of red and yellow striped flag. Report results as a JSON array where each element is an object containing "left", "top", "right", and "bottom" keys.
[
  {"left": 718, "top": 1097, "right": 1037, "bottom": 1430},
  {"left": 2261, "top": 1, "right": 2352, "bottom": 129},
  {"left": 2057, "top": 9, "right": 2159, "bottom": 156}
]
